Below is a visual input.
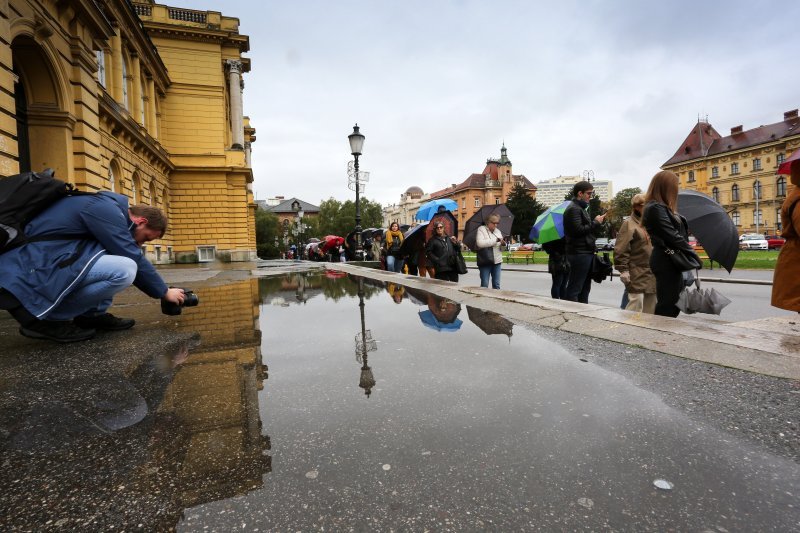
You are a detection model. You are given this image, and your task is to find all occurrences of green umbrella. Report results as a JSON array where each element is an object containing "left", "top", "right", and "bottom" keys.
[{"left": 529, "top": 200, "right": 571, "bottom": 244}]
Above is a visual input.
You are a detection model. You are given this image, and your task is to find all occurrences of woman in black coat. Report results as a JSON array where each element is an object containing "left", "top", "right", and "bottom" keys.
[
  {"left": 642, "top": 170, "right": 700, "bottom": 317},
  {"left": 425, "top": 222, "right": 460, "bottom": 282}
]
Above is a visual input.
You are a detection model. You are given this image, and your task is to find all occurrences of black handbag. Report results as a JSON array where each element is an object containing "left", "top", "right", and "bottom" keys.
[
  {"left": 664, "top": 247, "right": 702, "bottom": 271},
  {"left": 454, "top": 249, "right": 468, "bottom": 275},
  {"left": 591, "top": 253, "right": 613, "bottom": 283},
  {"left": 476, "top": 247, "right": 494, "bottom": 267}
]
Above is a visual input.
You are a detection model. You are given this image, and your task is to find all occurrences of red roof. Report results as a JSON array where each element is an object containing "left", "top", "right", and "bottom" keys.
[
  {"left": 429, "top": 173, "right": 536, "bottom": 199},
  {"left": 664, "top": 114, "right": 800, "bottom": 166}
]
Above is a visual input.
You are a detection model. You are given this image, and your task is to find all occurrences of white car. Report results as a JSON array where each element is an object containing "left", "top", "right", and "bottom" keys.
[
  {"left": 509, "top": 243, "right": 522, "bottom": 251},
  {"left": 739, "top": 234, "right": 768, "bottom": 250}
]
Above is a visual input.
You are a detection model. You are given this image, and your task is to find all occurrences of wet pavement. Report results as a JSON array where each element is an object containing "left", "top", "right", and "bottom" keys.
[{"left": 0, "top": 262, "right": 798, "bottom": 530}]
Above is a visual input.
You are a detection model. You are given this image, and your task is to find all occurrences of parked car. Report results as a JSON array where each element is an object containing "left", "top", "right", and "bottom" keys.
[
  {"left": 595, "top": 238, "right": 611, "bottom": 251},
  {"left": 764, "top": 235, "right": 786, "bottom": 250},
  {"left": 518, "top": 243, "right": 536, "bottom": 251},
  {"left": 607, "top": 238, "right": 616, "bottom": 250},
  {"left": 739, "top": 234, "right": 769, "bottom": 250},
  {"left": 509, "top": 242, "right": 522, "bottom": 252},
  {"left": 687, "top": 236, "right": 699, "bottom": 249}
]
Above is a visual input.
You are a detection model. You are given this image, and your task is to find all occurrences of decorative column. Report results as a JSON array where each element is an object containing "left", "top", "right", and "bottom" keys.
[
  {"left": 226, "top": 59, "right": 244, "bottom": 149},
  {"left": 110, "top": 29, "right": 124, "bottom": 104},
  {"left": 131, "top": 54, "right": 142, "bottom": 125},
  {"left": 244, "top": 141, "right": 252, "bottom": 167},
  {"left": 147, "top": 77, "right": 158, "bottom": 138}
]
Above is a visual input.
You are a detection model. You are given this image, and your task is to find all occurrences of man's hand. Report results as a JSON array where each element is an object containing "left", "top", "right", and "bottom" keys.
[
  {"left": 619, "top": 271, "right": 631, "bottom": 285},
  {"left": 594, "top": 213, "right": 606, "bottom": 223},
  {"left": 163, "top": 287, "right": 186, "bottom": 305}
]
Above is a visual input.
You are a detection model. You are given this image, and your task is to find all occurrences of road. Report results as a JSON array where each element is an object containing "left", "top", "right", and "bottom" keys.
[{"left": 456, "top": 266, "right": 794, "bottom": 322}]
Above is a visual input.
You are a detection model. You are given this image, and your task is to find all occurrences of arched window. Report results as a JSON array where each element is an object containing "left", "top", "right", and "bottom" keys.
[
  {"left": 161, "top": 186, "right": 168, "bottom": 212},
  {"left": 149, "top": 181, "right": 157, "bottom": 206},
  {"left": 712, "top": 187, "right": 719, "bottom": 203},
  {"left": 753, "top": 180, "right": 761, "bottom": 200},
  {"left": 132, "top": 174, "right": 140, "bottom": 204},
  {"left": 777, "top": 176, "right": 787, "bottom": 197},
  {"left": 731, "top": 184, "right": 740, "bottom": 202}
]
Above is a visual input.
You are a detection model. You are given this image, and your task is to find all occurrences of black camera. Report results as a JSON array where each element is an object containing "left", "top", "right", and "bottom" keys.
[{"left": 161, "top": 288, "right": 199, "bottom": 315}]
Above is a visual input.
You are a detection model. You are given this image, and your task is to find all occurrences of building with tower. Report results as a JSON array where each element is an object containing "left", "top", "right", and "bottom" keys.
[{"left": 382, "top": 186, "right": 429, "bottom": 226}]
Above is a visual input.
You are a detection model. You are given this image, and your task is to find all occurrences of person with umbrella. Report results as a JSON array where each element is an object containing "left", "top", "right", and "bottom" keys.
[
  {"left": 425, "top": 221, "right": 461, "bottom": 282},
  {"left": 772, "top": 160, "right": 800, "bottom": 313},
  {"left": 384, "top": 222, "right": 405, "bottom": 273},
  {"left": 563, "top": 181, "right": 606, "bottom": 303},
  {"left": 370, "top": 231, "right": 384, "bottom": 267},
  {"left": 642, "top": 171, "right": 701, "bottom": 317},
  {"left": 614, "top": 194, "right": 656, "bottom": 314},
  {"left": 474, "top": 214, "right": 506, "bottom": 289}
]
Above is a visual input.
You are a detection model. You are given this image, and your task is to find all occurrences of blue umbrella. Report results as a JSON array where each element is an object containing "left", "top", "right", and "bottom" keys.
[
  {"left": 415, "top": 199, "right": 458, "bottom": 221},
  {"left": 529, "top": 200, "right": 571, "bottom": 244},
  {"left": 418, "top": 310, "right": 463, "bottom": 332}
]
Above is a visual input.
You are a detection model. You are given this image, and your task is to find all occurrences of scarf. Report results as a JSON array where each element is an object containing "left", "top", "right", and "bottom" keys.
[{"left": 385, "top": 230, "right": 403, "bottom": 245}]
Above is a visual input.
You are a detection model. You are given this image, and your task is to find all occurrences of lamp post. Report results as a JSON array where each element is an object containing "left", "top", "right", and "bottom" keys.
[
  {"left": 291, "top": 200, "right": 305, "bottom": 260},
  {"left": 582, "top": 169, "right": 595, "bottom": 183},
  {"left": 348, "top": 124, "right": 365, "bottom": 260},
  {"left": 355, "top": 278, "right": 377, "bottom": 397}
]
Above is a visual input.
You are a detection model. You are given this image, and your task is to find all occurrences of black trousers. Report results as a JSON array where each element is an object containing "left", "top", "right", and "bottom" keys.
[
  {"left": 434, "top": 270, "right": 458, "bottom": 282},
  {"left": 650, "top": 248, "right": 683, "bottom": 317}
]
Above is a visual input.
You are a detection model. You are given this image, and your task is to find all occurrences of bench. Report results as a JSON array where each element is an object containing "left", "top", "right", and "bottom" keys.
[
  {"left": 695, "top": 246, "right": 715, "bottom": 269},
  {"left": 507, "top": 250, "right": 535, "bottom": 264}
]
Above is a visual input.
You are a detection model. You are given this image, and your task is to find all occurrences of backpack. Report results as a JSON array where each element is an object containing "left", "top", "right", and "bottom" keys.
[{"left": 0, "top": 169, "right": 80, "bottom": 254}]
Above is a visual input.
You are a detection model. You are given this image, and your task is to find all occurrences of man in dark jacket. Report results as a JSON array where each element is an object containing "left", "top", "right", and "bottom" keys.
[
  {"left": 563, "top": 181, "right": 605, "bottom": 303},
  {"left": 0, "top": 192, "right": 185, "bottom": 343}
]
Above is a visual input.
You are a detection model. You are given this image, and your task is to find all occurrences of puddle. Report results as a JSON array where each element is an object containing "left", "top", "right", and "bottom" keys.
[{"left": 0, "top": 272, "right": 797, "bottom": 531}]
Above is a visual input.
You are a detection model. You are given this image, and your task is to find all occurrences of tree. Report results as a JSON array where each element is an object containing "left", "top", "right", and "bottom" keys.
[
  {"left": 505, "top": 183, "right": 547, "bottom": 242},
  {"left": 608, "top": 187, "right": 642, "bottom": 235},
  {"left": 313, "top": 196, "right": 384, "bottom": 237},
  {"left": 254, "top": 209, "right": 281, "bottom": 258}
]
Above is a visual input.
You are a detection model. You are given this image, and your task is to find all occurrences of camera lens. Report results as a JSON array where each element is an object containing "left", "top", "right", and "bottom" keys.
[{"left": 184, "top": 292, "right": 199, "bottom": 307}]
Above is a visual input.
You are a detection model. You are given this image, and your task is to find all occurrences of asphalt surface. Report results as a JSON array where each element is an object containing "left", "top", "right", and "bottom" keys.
[{"left": 0, "top": 262, "right": 796, "bottom": 531}]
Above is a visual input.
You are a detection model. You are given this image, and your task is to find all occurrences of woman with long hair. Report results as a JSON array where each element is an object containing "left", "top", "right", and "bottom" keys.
[
  {"left": 384, "top": 222, "right": 405, "bottom": 273},
  {"left": 642, "top": 171, "right": 700, "bottom": 317}
]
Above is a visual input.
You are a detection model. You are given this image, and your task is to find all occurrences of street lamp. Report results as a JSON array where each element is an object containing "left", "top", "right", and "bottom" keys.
[
  {"left": 355, "top": 278, "right": 377, "bottom": 397},
  {"left": 291, "top": 200, "right": 305, "bottom": 260},
  {"left": 582, "top": 169, "right": 595, "bottom": 182},
  {"left": 348, "top": 124, "right": 365, "bottom": 260}
]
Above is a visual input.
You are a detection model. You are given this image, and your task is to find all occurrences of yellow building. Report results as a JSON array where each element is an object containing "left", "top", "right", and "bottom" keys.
[
  {"left": 663, "top": 110, "right": 799, "bottom": 235},
  {"left": 429, "top": 145, "right": 537, "bottom": 239},
  {"left": 1, "top": 0, "right": 257, "bottom": 263}
]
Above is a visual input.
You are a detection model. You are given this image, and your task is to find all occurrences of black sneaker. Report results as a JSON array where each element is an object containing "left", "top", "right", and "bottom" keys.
[
  {"left": 20, "top": 320, "right": 96, "bottom": 343},
  {"left": 74, "top": 313, "right": 135, "bottom": 331}
]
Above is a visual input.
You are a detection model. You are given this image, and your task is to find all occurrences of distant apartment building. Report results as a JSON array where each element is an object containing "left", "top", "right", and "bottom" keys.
[
  {"left": 662, "top": 109, "right": 799, "bottom": 235},
  {"left": 383, "top": 186, "right": 429, "bottom": 227},
  {"left": 428, "top": 145, "right": 536, "bottom": 240},
  {"left": 535, "top": 175, "right": 613, "bottom": 207}
]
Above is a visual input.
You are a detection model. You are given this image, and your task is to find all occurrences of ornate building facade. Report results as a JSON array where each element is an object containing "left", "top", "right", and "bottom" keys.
[
  {"left": 429, "top": 145, "right": 537, "bottom": 239},
  {"left": 663, "top": 110, "right": 799, "bottom": 235},
  {"left": 1, "top": 0, "right": 257, "bottom": 263},
  {"left": 382, "top": 186, "right": 429, "bottom": 227}
]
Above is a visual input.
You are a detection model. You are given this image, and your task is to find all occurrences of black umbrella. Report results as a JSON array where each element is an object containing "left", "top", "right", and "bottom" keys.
[
  {"left": 399, "top": 223, "right": 428, "bottom": 256},
  {"left": 462, "top": 204, "right": 514, "bottom": 251},
  {"left": 361, "top": 227, "right": 381, "bottom": 240},
  {"left": 677, "top": 190, "right": 739, "bottom": 273},
  {"left": 466, "top": 306, "right": 513, "bottom": 337}
]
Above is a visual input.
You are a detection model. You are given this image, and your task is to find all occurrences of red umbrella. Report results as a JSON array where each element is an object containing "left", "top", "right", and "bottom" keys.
[
  {"left": 320, "top": 235, "right": 344, "bottom": 253},
  {"left": 777, "top": 149, "right": 800, "bottom": 175}
]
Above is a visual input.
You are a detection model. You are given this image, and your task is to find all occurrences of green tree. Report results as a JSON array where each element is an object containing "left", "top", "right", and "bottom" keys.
[
  {"left": 506, "top": 183, "right": 547, "bottom": 242},
  {"left": 254, "top": 209, "right": 281, "bottom": 258},
  {"left": 608, "top": 187, "right": 642, "bottom": 235},
  {"left": 313, "top": 196, "right": 384, "bottom": 237}
]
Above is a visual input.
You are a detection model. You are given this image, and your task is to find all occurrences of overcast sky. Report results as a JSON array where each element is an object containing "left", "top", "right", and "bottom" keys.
[{"left": 167, "top": 0, "right": 799, "bottom": 207}]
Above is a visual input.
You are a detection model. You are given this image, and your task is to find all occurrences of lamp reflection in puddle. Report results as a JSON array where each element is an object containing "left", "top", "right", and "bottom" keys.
[{"left": 355, "top": 277, "right": 378, "bottom": 397}]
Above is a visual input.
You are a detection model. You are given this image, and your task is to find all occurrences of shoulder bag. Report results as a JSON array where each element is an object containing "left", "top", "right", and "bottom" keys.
[{"left": 664, "top": 247, "right": 702, "bottom": 271}]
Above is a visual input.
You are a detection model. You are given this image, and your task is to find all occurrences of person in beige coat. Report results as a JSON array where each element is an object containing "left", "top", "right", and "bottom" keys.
[
  {"left": 475, "top": 214, "right": 506, "bottom": 289},
  {"left": 771, "top": 161, "right": 800, "bottom": 312},
  {"left": 614, "top": 194, "right": 657, "bottom": 313}
]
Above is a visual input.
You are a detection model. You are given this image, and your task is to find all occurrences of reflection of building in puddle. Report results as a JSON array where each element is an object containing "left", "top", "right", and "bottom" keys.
[{"left": 144, "top": 279, "right": 271, "bottom": 512}]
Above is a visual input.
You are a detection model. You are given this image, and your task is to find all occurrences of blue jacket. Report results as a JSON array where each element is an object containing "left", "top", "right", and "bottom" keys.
[{"left": 0, "top": 192, "right": 168, "bottom": 318}]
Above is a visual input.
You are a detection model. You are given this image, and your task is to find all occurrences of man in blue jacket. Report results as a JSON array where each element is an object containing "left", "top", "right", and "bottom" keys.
[
  {"left": 0, "top": 192, "right": 185, "bottom": 342},
  {"left": 563, "top": 181, "right": 605, "bottom": 303}
]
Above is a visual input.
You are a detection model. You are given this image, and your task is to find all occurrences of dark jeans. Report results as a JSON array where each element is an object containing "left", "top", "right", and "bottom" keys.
[
  {"left": 550, "top": 271, "right": 569, "bottom": 299},
  {"left": 565, "top": 253, "right": 594, "bottom": 303},
  {"left": 434, "top": 270, "right": 458, "bottom": 282},
  {"left": 650, "top": 248, "right": 683, "bottom": 317}
]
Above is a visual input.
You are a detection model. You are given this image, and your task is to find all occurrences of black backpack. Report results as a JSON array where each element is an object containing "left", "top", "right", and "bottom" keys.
[{"left": 0, "top": 169, "right": 79, "bottom": 254}]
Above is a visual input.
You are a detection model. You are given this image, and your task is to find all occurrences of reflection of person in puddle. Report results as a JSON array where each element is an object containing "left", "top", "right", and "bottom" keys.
[
  {"left": 428, "top": 295, "right": 461, "bottom": 323},
  {"left": 386, "top": 283, "right": 405, "bottom": 303}
]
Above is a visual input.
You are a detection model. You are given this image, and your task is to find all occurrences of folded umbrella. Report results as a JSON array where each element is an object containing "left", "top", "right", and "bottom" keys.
[
  {"left": 529, "top": 200, "right": 571, "bottom": 244},
  {"left": 676, "top": 276, "right": 731, "bottom": 315},
  {"left": 415, "top": 199, "right": 458, "bottom": 221},
  {"left": 676, "top": 190, "right": 739, "bottom": 273},
  {"left": 462, "top": 204, "right": 514, "bottom": 251}
]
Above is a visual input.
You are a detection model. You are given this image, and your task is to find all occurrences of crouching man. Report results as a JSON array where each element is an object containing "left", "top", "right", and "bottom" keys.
[{"left": 0, "top": 191, "right": 185, "bottom": 342}]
